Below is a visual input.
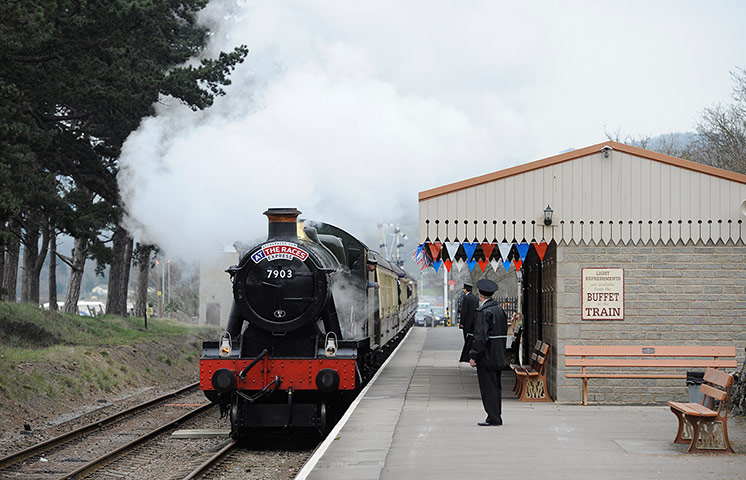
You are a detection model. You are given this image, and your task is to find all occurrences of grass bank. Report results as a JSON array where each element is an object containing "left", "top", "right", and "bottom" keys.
[{"left": 0, "top": 302, "right": 220, "bottom": 435}]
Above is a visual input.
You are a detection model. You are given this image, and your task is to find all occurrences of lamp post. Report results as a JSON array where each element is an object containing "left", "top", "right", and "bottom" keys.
[
  {"left": 155, "top": 259, "right": 163, "bottom": 318},
  {"left": 167, "top": 259, "right": 171, "bottom": 306}
]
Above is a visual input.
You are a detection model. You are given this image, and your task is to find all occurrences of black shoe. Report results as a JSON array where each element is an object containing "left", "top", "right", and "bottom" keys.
[{"left": 477, "top": 421, "right": 501, "bottom": 426}]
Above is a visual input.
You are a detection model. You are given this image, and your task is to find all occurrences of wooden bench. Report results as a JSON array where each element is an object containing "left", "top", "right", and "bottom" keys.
[
  {"left": 510, "top": 341, "right": 552, "bottom": 402},
  {"left": 564, "top": 345, "right": 738, "bottom": 406},
  {"left": 668, "top": 367, "right": 735, "bottom": 454}
]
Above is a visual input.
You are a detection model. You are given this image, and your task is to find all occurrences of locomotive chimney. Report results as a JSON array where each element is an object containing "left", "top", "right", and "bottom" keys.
[{"left": 264, "top": 208, "right": 301, "bottom": 240}]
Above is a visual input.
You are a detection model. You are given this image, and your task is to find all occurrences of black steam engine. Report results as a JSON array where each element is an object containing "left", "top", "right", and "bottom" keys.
[{"left": 200, "top": 208, "right": 417, "bottom": 438}]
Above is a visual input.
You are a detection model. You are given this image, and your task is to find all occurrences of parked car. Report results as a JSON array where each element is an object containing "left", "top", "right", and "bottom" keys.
[{"left": 430, "top": 307, "right": 446, "bottom": 326}]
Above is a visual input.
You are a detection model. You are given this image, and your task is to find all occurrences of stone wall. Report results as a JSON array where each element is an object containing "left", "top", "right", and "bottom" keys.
[{"left": 546, "top": 240, "right": 746, "bottom": 404}]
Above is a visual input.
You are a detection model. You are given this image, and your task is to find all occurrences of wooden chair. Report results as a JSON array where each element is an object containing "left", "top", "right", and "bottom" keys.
[{"left": 668, "top": 368, "right": 735, "bottom": 454}]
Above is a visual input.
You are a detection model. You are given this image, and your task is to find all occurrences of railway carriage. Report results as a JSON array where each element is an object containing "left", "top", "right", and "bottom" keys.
[{"left": 200, "top": 208, "right": 416, "bottom": 438}]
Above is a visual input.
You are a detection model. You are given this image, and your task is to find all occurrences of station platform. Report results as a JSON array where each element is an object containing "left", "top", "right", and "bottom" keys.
[{"left": 297, "top": 326, "right": 746, "bottom": 479}]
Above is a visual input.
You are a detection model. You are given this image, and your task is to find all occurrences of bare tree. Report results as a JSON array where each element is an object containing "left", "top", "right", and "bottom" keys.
[{"left": 693, "top": 68, "right": 746, "bottom": 174}]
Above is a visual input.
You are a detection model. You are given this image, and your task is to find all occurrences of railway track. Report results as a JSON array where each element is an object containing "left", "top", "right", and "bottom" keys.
[
  {"left": 0, "top": 382, "right": 210, "bottom": 479},
  {"left": 180, "top": 439, "right": 237, "bottom": 479}
]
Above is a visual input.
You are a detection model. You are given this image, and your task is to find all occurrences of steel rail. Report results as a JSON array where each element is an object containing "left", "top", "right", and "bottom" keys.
[
  {"left": 59, "top": 403, "right": 214, "bottom": 480},
  {"left": 0, "top": 381, "right": 199, "bottom": 470},
  {"left": 181, "top": 439, "right": 238, "bottom": 480}
]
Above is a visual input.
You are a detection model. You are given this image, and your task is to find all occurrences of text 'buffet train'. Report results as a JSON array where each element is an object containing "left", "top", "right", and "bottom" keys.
[{"left": 200, "top": 208, "right": 417, "bottom": 438}]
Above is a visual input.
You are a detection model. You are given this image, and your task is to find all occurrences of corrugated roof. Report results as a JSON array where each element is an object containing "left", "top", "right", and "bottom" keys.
[{"left": 419, "top": 141, "right": 746, "bottom": 201}]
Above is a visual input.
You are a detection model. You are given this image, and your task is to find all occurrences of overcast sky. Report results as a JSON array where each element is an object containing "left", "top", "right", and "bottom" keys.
[{"left": 118, "top": 0, "right": 746, "bottom": 259}]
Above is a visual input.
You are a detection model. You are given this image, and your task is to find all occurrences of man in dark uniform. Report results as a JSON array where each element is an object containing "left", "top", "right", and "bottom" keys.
[
  {"left": 458, "top": 283, "right": 479, "bottom": 362},
  {"left": 468, "top": 279, "right": 508, "bottom": 426}
]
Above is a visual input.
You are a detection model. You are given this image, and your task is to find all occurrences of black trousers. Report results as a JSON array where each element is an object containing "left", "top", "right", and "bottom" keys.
[{"left": 476, "top": 366, "right": 502, "bottom": 424}]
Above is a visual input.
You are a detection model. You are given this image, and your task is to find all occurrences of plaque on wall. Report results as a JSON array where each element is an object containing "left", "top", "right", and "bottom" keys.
[{"left": 581, "top": 268, "right": 624, "bottom": 320}]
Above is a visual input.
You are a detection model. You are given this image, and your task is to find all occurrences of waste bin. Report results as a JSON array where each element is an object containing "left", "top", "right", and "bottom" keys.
[{"left": 687, "top": 371, "right": 705, "bottom": 404}]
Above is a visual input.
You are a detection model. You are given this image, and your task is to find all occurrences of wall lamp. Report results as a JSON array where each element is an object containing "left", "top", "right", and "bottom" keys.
[
  {"left": 544, "top": 205, "right": 554, "bottom": 226},
  {"left": 601, "top": 145, "right": 612, "bottom": 158}
]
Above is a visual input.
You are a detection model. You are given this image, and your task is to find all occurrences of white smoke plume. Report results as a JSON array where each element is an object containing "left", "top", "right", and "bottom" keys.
[
  {"left": 118, "top": 1, "right": 499, "bottom": 260},
  {"left": 118, "top": 1, "right": 741, "bottom": 260}
]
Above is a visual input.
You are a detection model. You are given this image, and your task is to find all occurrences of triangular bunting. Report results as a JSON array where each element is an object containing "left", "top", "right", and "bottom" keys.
[
  {"left": 481, "top": 242, "right": 496, "bottom": 260},
  {"left": 513, "top": 258, "right": 523, "bottom": 271},
  {"left": 467, "top": 259, "right": 477, "bottom": 271},
  {"left": 454, "top": 259, "right": 465, "bottom": 272},
  {"left": 477, "top": 259, "right": 488, "bottom": 272},
  {"left": 432, "top": 260, "right": 442, "bottom": 273},
  {"left": 490, "top": 259, "right": 500, "bottom": 272},
  {"left": 428, "top": 241, "right": 442, "bottom": 261},
  {"left": 534, "top": 241, "right": 548, "bottom": 261},
  {"left": 502, "top": 259, "right": 511, "bottom": 272},
  {"left": 443, "top": 259, "right": 453, "bottom": 272},
  {"left": 462, "top": 242, "right": 478, "bottom": 261},
  {"left": 516, "top": 242, "right": 530, "bottom": 261},
  {"left": 445, "top": 242, "right": 460, "bottom": 261},
  {"left": 498, "top": 242, "right": 512, "bottom": 261}
]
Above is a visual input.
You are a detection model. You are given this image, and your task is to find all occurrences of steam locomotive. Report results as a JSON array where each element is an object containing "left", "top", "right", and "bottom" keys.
[{"left": 200, "top": 208, "right": 417, "bottom": 438}]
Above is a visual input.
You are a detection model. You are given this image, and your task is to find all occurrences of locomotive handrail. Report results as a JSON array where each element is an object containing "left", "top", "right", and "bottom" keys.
[
  {"left": 237, "top": 375, "right": 282, "bottom": 404},
  {"left": 239, "top": 349, "right": 268, "bottom": 380}
]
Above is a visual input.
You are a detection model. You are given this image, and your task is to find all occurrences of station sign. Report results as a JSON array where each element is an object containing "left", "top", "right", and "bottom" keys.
[{"left": 581, "top": 268, "right": 624, "bottom": 320}]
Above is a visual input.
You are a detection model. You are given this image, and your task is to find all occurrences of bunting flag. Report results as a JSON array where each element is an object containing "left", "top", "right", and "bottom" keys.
[
  {"left": 498, "top": 242, "right": 512, "bottom": 261},
  {"left": 490, "top": 258, "right": 500, "bottom": 272},
  {"left": 534, "top": 241, "right": 548, "bottom": 261},
  {"left": 462, "top": 242, "right": 478, "bottom": 262},
  {"left": 481, "top": 242, "right": 496, "bottom": 260},
  {"left": 414, "top": 244, "right": 427, "bottom": 270},
  {"left": 428, "top": 241, "right": 442, "bottom": 261},
  {"left": 445, "top": 242, "right": 460, "bottom": 261},
  {"left": 421, "top": 238, "right": 552, "bottom": 272},
  {"left": 516, "top": 242, "right": 530, "bottom": 261}
]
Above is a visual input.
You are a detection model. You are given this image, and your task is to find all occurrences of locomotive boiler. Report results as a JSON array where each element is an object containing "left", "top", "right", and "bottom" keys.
[{"left": 200, "top": 208, "right": 417, "bottom": 438}]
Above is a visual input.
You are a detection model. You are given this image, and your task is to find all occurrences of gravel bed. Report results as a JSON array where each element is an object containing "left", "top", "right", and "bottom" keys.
[
  {"left": 83, "top": 408, "right": 317, "bottom": 480},
  {"left": 0, "top": 381, "right": 200, "bottom": 457},
  {"left": 0, "top": 387, "right": 210, "bottom": 479}
]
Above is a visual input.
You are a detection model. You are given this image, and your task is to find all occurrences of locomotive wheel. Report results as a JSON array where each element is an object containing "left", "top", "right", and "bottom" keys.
[
  {"left": 229, "top": 401, "right": 248, "bottom": 441},
  {"left": 318, "top": 399, "right": 332, "bottom": 436}
]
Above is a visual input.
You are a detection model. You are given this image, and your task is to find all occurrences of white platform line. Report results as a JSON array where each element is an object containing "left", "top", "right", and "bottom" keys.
[{"left": 294, "top": 327, "right": 414, "bottom": 480}]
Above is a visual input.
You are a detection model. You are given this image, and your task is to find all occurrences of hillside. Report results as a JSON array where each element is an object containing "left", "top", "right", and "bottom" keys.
[{"left": 0, "top": 303, "right": 219, "bottom": 438}]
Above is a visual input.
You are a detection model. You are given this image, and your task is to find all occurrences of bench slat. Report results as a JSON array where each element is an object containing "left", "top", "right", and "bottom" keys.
[
  {"left": 668, "top": 401, "right": 718, "bottom": 417},
  {"left": 566, "top": 373, "right": 685, "bottom": 379},
  {"left": 703, "top": 368, "right": 732, "bottom": 388},
  {"left": 564, "top": 345, "right": 736, "bottom": 357},
  {"left": 565, "top": 358, "right": 737, "bottom": 368},
  {"left": 699, "top": 383, "right": 727, "bottom": 402}
]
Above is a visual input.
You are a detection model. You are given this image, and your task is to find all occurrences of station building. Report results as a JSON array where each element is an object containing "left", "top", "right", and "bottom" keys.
[{"left": 418, "top": 141, "right": 746, "bottom": 404}]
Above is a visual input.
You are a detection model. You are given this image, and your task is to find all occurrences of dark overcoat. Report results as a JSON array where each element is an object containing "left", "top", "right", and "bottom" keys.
[
  {"left": 458, "top": 292, "right": 479, "bottom": 362},
  {"left": 468, "top": 298, "right": 508, "bottom": 370}
]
